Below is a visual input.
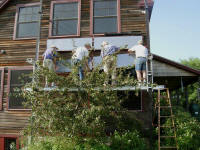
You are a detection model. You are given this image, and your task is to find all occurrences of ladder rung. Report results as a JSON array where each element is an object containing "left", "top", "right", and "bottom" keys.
[
  {"left": 158, "top": 106, "right": 172, "bottom": 108},
  {"left": 160, "top": 146, "right": 177, "bottom": 149},
  {"left": 160, "top": 126, "right": 174, "bottom": 128},
  {"left": 160, "top": 136, "right": 175, "bottom": 138},
  {"left": 160, "top": 115, "right": 174, "bottom": 118}
]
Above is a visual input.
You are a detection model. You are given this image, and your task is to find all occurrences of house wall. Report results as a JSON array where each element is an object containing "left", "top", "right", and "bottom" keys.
[
  {"left": 0, "top": 0, "right": 149, "bottom": 138},
  {"left": 153, "top": 60, "right": 196, "bottom": 77}
]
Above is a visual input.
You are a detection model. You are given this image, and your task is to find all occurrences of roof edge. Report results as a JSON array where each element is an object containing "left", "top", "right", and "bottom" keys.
[
  {"left": 0, "top": 0, "right": 10, "bottom": 10},
  {"left": 153, "top": 54, "right": 200, "bottom": 76}
]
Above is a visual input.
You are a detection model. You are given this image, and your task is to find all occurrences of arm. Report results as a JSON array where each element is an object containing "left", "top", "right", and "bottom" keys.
[{"left": 128, "top": 46, "right": 136, "bottom": 54}]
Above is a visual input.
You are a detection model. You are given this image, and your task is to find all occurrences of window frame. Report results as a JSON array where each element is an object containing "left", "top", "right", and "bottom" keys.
[
  {"left": 0, "top": 135, "right": 19, "bottom": 150},
  {"left": 90, "top": 0, "right": 121, "bottom": 36},
  {"left": 49, "top": 0, "right": 81, "bottom": 38},
  {"left": 6, "top": 66, "right": 33, "bottom": 111},
  {"left": 0, "top": 68, "right": 4, "bottom": 111},
  {"left": 13, "top": 3, "right": 41, "bottom": 40}
]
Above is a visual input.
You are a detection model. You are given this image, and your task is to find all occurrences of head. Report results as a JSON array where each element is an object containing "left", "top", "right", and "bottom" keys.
[
  {"left": 84, "top": 43, "right": 92, "bottom": 50},
  {"left": 50, "top": 45, "right": 57, "bottom": 51},
  {"left": 101, "top": 41, "right": 109, "bottom": 48},
  {"left": 137, "top": 40, "right": 143, "bottom": 45}
]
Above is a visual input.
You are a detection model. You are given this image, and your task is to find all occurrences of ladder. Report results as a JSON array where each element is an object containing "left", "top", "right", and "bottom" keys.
[
  {"left": 156, "top": 88, "right": 178, "bottom": 150},
  {"left": 146, "top": 54, "right": 153, "bottom": 91}
]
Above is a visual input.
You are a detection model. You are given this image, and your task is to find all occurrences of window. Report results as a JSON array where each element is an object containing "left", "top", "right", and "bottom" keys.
[
  {"left": 119, "top": 91, "right": 143, "bottom": 111},
  {"left": 91, "top": 0, "right": 121, "bottom": 34},
  {"left": 7, "top": 67, "right": 32, "bottom": 110},
  {"left": 0, "top": 68, "right": 4, "bottom": 110},
  {"left": 50, "top": 0, "right": 81, "bottom": 37},
  {"left": 0, "top": 136, "right": 19, "bottom": 150},
  {"left": 14, "top": 3, "right": 40, "bottom": 39}
]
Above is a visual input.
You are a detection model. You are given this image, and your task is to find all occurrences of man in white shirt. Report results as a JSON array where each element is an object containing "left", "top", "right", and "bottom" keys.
[
  {"left": 72, "top": 43, "right": 91, "bottom": 80},
  {"left": 128, "top": 40, "right": 148, "bottom": 84}
]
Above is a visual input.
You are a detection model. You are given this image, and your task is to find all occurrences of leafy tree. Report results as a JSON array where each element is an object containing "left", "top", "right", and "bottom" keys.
[
  {"left": 180, "top": 57, "right": 200, "bottom": 104},
  {"left": 21, "top": 58, "right": 149, "bottom": 149}
]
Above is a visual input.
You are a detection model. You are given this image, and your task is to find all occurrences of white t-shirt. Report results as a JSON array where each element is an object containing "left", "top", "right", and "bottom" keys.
[
  {"left": 72, "top": 47, "right": 89, "bottom": 60},
  {"left": 130, "top": 44, "right": 148, "bottom": 58}
]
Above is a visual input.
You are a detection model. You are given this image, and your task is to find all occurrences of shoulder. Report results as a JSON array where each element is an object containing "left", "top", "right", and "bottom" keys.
[{"left": 130, "top": 45, "right": 138, "bottom": 51}]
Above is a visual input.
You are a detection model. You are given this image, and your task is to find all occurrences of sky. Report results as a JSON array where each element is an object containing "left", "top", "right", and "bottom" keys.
[{"left": 150, "top": 0, "right": 200, "bottom": 62}]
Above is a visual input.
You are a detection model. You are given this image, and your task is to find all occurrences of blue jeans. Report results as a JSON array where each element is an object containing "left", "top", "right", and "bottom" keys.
[
  {"left": 79, "top": 66, "right": 84, "bottom": 80},
  {"left": 73, "top": 59, "right": 84, "bottom": 80},
  {"left": 135, "top": 57, "right": 147, "bottom": 71}
]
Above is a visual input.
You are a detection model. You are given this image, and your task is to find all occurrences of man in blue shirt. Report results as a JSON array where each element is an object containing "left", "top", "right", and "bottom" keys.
[
  {"left": 43, "top": 45, "right": 58, "bottom": 87},
  {"left": 101, "top": 41, "right": 120, "bottom": 85}
]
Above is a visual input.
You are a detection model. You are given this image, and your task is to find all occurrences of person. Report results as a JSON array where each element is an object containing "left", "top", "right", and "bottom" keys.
[
  {"left": 101, "top": 41, "right": 120, "bottom": 85},
  {"left": 128, "top": 40, "right": 148, "bottom": 84},
  {"left": 42, "top": 45, "right": 58, "bottom": 87},
  {"left": 72, "top": 43, "right": 91, "bottom": 80}
]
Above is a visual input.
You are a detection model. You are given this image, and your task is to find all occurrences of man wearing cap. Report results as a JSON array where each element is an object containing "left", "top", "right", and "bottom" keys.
[
  {"left": 42, "top": 45, "right": 58, "bottom": 87},
  {"left": 101, "top": 41, "right": 120, "bottom": 85},
  {"left": 128, "top": 40, "right": 148, "bottom": 84},
  {"left": 72, "top": 43, "right": 92, "bottom": 80}
]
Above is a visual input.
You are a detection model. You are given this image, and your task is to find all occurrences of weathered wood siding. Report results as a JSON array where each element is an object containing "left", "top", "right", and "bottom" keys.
[
  {"left": 153, "top": 60, "right": 196, "bottom": 77},
  {"left": 0, "top": 0, "right": 147, "bottom": 66},
  {"left": 0, "top": 0, "right": 148, "bottom": 135}
]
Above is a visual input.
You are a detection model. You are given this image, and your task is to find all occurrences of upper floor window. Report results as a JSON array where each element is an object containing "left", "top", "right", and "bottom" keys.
[
  {"left": 50, "top": 0, "right": 81, "bottom": 37},
  {"left": 91, "top": 0, "right": 121, "bottom": 34},
  {"left": 14, "top": 3, "right": 40, "bottom": 39}
]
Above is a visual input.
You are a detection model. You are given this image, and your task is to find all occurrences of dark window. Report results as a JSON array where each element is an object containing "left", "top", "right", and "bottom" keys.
[
  {"left": 5, "top": 138, "right": 17, "bottom": 150},
  {"left": 52, "top": 2, "right": 78, "bottom": 36},
  {"left": 119, "top": 91, "right": 142, "bottom": 110},
  {"left": 16, "top": 5, "right": 39, "bottom": 38},
  {"left": 9, "top": 69, "right": 32, "bottom": 109},
  {"left": 93, "top": 0, "right": 118, "bottom": 34}
]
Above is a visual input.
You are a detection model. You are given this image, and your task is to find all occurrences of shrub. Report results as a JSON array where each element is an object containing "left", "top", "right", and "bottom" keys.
[
  {"left": 164, "top": 107, "right": 200, "bottom": 150},
  {"left": 26, "top": 130, "right": 148, "bottom": 150}
]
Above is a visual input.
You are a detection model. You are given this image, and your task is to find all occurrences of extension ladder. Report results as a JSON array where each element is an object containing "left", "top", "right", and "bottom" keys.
[
  {"left": 146, "top": 54, "right": 153, "bottom": 92},
  {"left": 156, "top": 88, "right": 178, "bottom": 150}
]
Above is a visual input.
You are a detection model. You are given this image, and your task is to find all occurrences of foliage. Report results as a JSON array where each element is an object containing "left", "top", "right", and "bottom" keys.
[
  {"left": 109, "top": 130, "right": 147, "bottom": 150},
  {"left": 180, "top": 57, "right": 200, "bottom": 70},
  {"left": 26, "top": 130, "right": 147, "bottom": 150},
  {"left": 180, "top": 57, "right": 200, "bottom": 105},
  {"left": 164, "top": 107, "right": 200, "bottom": 150},
  {"left": 20, "top": 57, "right": 151, "bottom": 149}
]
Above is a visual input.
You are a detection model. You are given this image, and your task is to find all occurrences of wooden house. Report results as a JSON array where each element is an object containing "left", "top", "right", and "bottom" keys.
[{"left": 0, "top": 0, "right": 199, "bottom": 149}]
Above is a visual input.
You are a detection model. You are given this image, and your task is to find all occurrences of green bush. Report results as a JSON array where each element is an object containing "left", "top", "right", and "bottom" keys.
[
  {"left": 110, "top": 130, "right": 147, "bottom": 150},
  {"left": 164, "top": 107, "right": 200, "bottom": 150},
  {"left": 26, "top": 130, "right": 148, "bottom": 150}
]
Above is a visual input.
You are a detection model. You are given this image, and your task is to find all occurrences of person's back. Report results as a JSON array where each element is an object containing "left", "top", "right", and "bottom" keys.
[
  {"left": 131, "top": 44, "right": 148, "bottom": 58},
  {"left": 73, "top": 47, "right": 89, "bottom": 61},
  {"left": 128, "top": 40, "right": 148, "bottom": 84}
]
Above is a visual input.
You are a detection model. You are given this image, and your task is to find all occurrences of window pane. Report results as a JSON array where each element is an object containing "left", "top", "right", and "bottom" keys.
[
  {"left": 10, "top": 70, "right": 32, "bottom": 85},
  {"left": 9, "top": 70, "right": 32, "bottom": 109},
  {"left": 94, "top": 0, "right": 117, "bottom": 17},
  {"left": 94, "top": 17, "right": 117, "bottom": 33},
  {"left": 19, "top": 14, "right": 35, "bottom": 22},
  {"left": 54, "top": 3, "right": 78, "bottom": 20},
  {"left": 17, "top": 22, "right": 39, "bottom": 38},
  {"left": 19, "top": 7, "right": 32, "bottom": 15},
  {"left": 94, "top": 8, "right": 116, "bottom": 17},
  {"left": 52, "top": 20, "right": 78, "bottom": 36},
  {"left": 19, "top": 6, "right": 39, "bottom": 21}
]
